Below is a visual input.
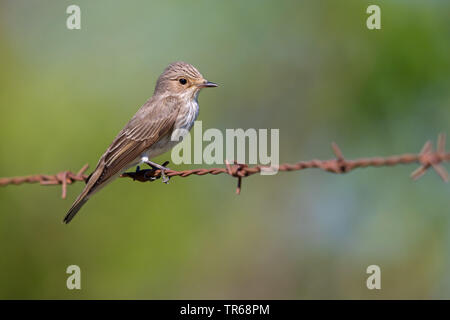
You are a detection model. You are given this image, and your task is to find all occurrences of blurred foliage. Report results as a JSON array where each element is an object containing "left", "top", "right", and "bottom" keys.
[{"left": 0, "top": 0, "right": 449, "bottom": 299}]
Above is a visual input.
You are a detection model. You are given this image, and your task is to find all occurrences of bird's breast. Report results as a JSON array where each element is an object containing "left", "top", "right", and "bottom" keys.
[
  {"left": 175, "top": 99, "right": 199, "bottom": 131},
  {"left": 141, "top": 99, "right": 199, "bottom": 161}
]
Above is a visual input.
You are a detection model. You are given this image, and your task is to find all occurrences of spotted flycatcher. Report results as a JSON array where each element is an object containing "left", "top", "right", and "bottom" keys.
[{"left": 64, "top": 61, "right": 217, "bottom": 223}]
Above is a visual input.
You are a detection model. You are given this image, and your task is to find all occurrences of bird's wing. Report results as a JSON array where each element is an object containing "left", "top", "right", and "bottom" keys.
[
  {"left": 91, "top": 95, "right": 181, "bottom": 188},
  {"left": 63, "top": 95, "right": 181, "bottom": 223}
]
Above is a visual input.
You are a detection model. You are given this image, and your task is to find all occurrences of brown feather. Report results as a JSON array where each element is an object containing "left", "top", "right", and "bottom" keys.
[{"left": 63, "top": 95, "right": 181, "bottom": 223}]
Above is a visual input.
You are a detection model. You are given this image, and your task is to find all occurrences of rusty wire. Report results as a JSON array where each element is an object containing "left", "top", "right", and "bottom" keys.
[{"left": 0, "top": 134, "right": 449, "bottom": 198}]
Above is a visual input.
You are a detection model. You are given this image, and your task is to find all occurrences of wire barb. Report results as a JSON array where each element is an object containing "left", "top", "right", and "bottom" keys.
[
  {"left": 331, "top": 142, "right": 347, "bottom": 173},
  {"left": 1, "top": 134, "right": 449, "bottom": 197},
  {"left": 411, "top": 134, "right": 449, "bottom": 182}
]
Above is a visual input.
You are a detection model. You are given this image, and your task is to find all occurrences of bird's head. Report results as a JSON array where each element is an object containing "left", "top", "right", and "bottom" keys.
[{"left": 154, "top": 61, "right": 218, "bottom": 98}]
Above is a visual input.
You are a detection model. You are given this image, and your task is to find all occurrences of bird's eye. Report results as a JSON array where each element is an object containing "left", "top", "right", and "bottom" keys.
[{"left": 179, "top": 78, "right": 187, "bottom": 85}]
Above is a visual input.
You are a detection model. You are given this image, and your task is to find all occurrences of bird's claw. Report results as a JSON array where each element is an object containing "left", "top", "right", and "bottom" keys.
[
  {"left": 161, "top": 174, "right": 170, "bottom": 184},
  {"left": 143, "top": 170, "right": 158, "bottom": 181},
  {"left": 144, "top": 160, "right": 171, "bottom": 184}
]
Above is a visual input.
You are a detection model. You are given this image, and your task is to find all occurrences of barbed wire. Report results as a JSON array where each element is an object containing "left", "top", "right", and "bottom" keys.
[{"left": 0, "top": 134, "right": 448, "bottom": 198}]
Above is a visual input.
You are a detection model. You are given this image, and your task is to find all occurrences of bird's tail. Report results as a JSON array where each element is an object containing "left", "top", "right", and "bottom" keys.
[{"left": 63, "top": 187, "right": 91, "bottom": 224}]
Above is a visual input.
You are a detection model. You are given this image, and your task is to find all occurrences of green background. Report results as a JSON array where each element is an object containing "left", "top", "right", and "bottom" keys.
[{"left": 0, "top": 0, "right": 449, "bottom": 299}]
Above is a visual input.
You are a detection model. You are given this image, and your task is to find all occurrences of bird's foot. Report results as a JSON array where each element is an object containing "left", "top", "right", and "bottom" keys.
[
  {"left": 132, "top": 165, "right": 156, "bottom": 181},
  {"left": 144, "top": 160, "right": 171, "bottom": 184}
]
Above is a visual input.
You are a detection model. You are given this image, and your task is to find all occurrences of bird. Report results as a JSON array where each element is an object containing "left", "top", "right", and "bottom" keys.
[{"left": 63, "top": 61, "right": 218, "bottom": 223}]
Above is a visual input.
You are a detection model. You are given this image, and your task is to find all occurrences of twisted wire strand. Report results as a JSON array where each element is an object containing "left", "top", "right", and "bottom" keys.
[{"left": 1, "top": 134, "right": 448, "bottom": 197}]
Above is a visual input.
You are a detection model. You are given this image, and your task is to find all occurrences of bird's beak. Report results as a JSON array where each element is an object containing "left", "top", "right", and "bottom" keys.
[{"left": 198, "top": 80, "right": 218, "bottom": 88}]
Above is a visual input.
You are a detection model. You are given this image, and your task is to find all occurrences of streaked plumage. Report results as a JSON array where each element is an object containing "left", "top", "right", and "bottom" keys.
[{"left": 63, "top": 62, "right": 217, "bottom": 223}]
